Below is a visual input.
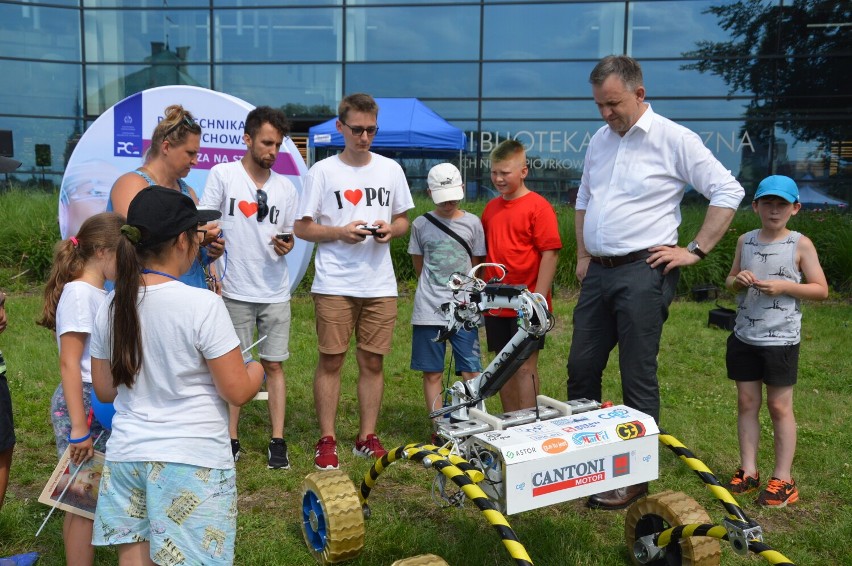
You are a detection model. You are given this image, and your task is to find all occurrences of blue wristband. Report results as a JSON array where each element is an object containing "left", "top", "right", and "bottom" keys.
[{"left": 68, "top": 431, "right": 91, "bottom": 444}]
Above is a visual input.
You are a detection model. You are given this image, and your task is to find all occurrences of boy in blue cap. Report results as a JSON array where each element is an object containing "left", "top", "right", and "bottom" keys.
[{"left": 724, "top": 175, "right": 828, "bottom": 506}]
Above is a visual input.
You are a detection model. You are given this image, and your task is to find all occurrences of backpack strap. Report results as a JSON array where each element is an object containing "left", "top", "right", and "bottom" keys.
[{"left": 423, "top": 213, "right": 473, "bottom": 259}]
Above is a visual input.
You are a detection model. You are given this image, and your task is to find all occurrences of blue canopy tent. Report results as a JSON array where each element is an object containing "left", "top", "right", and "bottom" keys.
[{"left": 308, "top": 97, "right": 466, "bottom": 156}]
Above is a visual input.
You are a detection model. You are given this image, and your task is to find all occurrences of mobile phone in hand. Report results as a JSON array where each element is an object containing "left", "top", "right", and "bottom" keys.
[{"left": 276, "top": 232, "right": 293, "bottom": 243}]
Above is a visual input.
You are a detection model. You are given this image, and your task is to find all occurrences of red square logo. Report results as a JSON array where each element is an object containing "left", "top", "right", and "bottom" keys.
[{"left": 612, "top": 453, "right": 630, "bottom": 477}]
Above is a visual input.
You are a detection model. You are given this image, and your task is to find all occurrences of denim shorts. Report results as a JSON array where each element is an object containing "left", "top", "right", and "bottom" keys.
[
  {"left": 93, "top": 460, "right": 237, "bottom": 565},
  {"left": 410, "top": 325, "right": 481, "bottom": 374}
]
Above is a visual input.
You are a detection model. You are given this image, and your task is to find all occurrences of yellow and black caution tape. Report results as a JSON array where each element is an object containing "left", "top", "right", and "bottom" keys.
[
  {"left": 657, "top": 429, "right": 797, "bottom": 565},
  {"left": 360, "top": 443, "right": 533, "bottom": 566}
]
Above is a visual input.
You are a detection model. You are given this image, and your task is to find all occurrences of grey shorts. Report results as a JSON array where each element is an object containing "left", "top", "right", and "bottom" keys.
[{"left": 223, "top": 298, "right": 291, "bottom": 362}]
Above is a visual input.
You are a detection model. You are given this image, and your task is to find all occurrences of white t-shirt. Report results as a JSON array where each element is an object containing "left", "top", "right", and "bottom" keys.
[
  {"left": 296, "top": 153, "right": 414, "bottom": 297},
  {"left": 55, "top": 281, "right": 107, "bottom": 384},
  {"left": 199, "top": 160, "right": 298, "bottom": 303},
  {"left": 91, "top": 282, "right": 240, "bottom": 469}
]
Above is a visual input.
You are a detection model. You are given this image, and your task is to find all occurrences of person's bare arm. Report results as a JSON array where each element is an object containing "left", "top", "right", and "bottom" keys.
[
  {"left": 109, "top": 173, "right": 150, "bottom": 217},
  {"left": 206, "top": 348, "right": 264, "bottom": 406},
  {"left": 574, "top": 209, "right": 591, "bottom": 281},
  {"left": 60, "top": 332, "right": 95, "bottom": 464},
  {"left": 91, "top": 357, "right": 117, "bottom": 403},
  {"left": 372, "top": 211, "right": 410, "bottom": 243},
  {"left": 649, "top": 205, "right": 737, "bottom": 273},
  {"left": 534, "top": 250, "right": 559, "bottom": 296},
  {"left": 411, "top": 255, "right": 424, "bottom": 278}
]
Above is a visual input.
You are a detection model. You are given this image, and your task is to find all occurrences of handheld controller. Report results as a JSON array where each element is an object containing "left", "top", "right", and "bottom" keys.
[{"left": 359, "top": 225, "right": 380, "bottom": 236}]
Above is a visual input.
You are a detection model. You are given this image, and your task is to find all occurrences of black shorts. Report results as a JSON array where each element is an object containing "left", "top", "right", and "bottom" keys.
[
  {"left": 484, "top": 316, "right": 545, "bottom": 353},
  {"left": 0, "top": 352, "right": 14, "bottom": 453},
  {"left": 725, "top": 334, "right": 799, "bottom": 386}
]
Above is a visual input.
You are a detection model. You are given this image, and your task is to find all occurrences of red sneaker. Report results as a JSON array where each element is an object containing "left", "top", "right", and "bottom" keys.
[
  {"left": 353, "top": 434, "right": 387, "bottom": 459},
  {"left": 314, "top": 436, "right": 339, "bottom": 470}
]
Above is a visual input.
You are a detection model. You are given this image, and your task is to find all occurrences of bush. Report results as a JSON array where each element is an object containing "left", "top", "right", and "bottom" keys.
[{"left": 1, "top": 189, "right": 849, "bottom": 296}]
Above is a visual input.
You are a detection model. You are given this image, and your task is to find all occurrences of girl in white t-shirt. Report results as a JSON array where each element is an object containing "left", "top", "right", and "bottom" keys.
[
  {"left": 89, "top": 186, "right": 264, "bottom": 565},
  {"left": 37, "top": 211, "right": 124, "bottom": 566}
]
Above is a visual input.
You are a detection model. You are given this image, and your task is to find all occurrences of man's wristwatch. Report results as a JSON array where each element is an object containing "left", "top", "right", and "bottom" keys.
[{"left": 687, "top": 240, "right": 706, "bottom": 259}]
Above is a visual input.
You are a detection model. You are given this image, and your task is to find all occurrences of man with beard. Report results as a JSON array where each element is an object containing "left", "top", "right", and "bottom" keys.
[{"left": 200, "top": 106, "right": 298, "bottom": 469}]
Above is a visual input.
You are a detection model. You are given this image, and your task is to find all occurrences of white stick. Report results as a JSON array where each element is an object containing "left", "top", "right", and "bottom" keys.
[
  {"left": 36, "top": 431, "right": 106, "bottom": 537},
  {"left": 241, "top": 335, "right": 267, "bottom": 356}
]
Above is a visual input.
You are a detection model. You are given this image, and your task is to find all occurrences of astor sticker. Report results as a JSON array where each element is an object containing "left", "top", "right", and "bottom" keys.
[{"left": 616, "top": 421, "right": 647, "bottom": 440}]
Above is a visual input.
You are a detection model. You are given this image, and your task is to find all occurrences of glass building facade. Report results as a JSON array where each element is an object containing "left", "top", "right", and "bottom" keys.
[{"left": 1, "top": 0, "right": 849, "bottom": 202}]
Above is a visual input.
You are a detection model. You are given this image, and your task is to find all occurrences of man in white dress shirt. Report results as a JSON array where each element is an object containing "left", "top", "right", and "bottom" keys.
[{"left": 567, "top": 55, "right": 744, "bottom": 509}]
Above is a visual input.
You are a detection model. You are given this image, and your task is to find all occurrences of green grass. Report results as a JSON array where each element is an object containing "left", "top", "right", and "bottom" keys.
[{"left": 1, "top": 290, "right": 850, "bottom": 565}]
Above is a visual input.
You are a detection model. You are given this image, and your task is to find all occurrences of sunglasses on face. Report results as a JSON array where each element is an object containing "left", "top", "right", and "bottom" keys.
[
  {"left": 256, "top": 189, "right": 269, "bottom": 222},
  {"left": 163, "top": 115, "right": 199, "bottom": 140},
  {"left": 340, "top": 120, "right": 379, "bottom": 137}
]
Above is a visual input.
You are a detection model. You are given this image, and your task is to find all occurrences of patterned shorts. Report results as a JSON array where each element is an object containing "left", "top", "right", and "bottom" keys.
[
  {"left": 51, "top": 382, "right": 110, "bottom": 458},
  {"left": 93, "top": 461, "right": 237, "bottom": 566}
]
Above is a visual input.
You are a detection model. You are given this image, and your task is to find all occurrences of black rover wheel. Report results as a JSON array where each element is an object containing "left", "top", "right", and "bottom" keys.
[{"left": 624, "top": 490, "right": 721, "bottom": 565}]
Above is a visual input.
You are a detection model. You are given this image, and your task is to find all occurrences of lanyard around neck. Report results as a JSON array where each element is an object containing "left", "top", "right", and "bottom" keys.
[{"left": 141, "top": 268, "right": 179, "bottom": 282}]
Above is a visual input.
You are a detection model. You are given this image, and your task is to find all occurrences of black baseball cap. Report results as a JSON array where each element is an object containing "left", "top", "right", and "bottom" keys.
[{"left": 127, "top": 186, "right": 221, "bottom": 246}]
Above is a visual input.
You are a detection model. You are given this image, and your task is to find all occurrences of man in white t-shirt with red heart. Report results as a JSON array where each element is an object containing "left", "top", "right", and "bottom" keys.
[{"left": 295, "top": 93, "right": 415, "bottom": 470}]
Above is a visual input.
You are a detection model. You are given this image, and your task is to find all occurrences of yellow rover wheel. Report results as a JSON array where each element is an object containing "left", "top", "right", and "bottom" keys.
[
  {"left": 390, "top": 555, "right": 450, "bottom": 566},
  {"left": 625, "top": 490, "right": 721, "bottom": 566},
  {"left": 301, "top": 470, "right": 365, "bottom": 564}
]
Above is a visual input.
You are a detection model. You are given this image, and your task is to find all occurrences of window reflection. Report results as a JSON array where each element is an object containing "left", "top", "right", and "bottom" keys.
[
  {"left": 345, "top": 63, "right": 478, "bottom": 98},
  {"left": 216, "top": 64, "right": 339, "bottom": 112},
  {"left": 214, "top": 8, "right": 340, "bottom": 62},
  {"left": 85, "top": 64, "right": 210, "bottom": 116},
  {"left": 345, "top": 6, "right": 479, "bottom": 62},
  {"left": 0, "top": 3, "right": 80, "bottom": 62},
  {"left": 84, "top": 10, "right": 210, "bottom": 63},
  {"left": 0, "top": 60, "right": 81, "bottom": 117},
  {"left": 630, "top": 0, "right": 743, "bottom": 58},
  {"left": 484, "top": 2, "right": 625, "bottom": 60}
]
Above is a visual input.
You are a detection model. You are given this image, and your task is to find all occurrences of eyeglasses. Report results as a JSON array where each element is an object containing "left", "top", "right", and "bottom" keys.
[
  {"left": 163, "top": 115, "right": 199, "bottom": 140},
  {"left": 340, "top": 120, "right": 379, "bottom": 137},
  {"left": 256, "top": 189, "right": 269, "bottom": 223}
]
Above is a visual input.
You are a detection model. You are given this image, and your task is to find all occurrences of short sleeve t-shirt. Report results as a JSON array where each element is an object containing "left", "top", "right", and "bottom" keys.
[
  {"left": 408, "top": 211, "right": 486, "bottom": 326},
  {"left": 199, "top": 160, "right": 298, "bottom": 303},
  {"left": 482, "top": 191, "right": 562, "bottom": 316},
  {"left": 55, "top": 281, "right": 107, "bottom": 384},
  {"left": 91, "top": 282, "right": 240, "bottom": 469},
  {"left": 296, "top": 153, "right": 414, "bottom": 298}
]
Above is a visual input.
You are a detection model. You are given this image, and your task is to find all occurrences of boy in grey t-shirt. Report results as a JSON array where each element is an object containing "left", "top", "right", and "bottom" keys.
[{"left": 408, "top": 164, "right": 486, "bottom": 427}]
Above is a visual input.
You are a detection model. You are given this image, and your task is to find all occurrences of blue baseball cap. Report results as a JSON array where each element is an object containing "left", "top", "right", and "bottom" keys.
[{"left": 754, "top": 175, "right": 799, "bottom": 203}]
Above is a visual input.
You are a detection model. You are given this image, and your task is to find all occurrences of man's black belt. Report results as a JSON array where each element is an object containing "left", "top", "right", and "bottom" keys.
[{"left": 589, "top": 249, "right": 653, "bottom": 268}]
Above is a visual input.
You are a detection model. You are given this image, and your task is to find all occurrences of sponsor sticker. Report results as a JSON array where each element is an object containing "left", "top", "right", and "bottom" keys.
[
  {"left": 541, "top": 437, "right": 569, "bottom": 454},
  {"left": 616, "top": 421, "right": 647, "bottom": 440}
]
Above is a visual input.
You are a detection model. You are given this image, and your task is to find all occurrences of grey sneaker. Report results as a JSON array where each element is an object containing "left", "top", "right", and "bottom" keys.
[{"left": 268, "top": 438, "right": 290, "bottom": 470}]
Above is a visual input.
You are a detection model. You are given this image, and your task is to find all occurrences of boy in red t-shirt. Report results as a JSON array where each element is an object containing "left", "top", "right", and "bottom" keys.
[{"left": 482, "top": 140, "right": 562, "bottom": 413}]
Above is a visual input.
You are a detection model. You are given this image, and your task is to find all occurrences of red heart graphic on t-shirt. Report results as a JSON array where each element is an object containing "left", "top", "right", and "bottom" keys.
[
  {"left": 344, "top": 189, "right": 362, "bottom": 206},
  {"left": 238, "top": 201, "right": 258, "bottom": 217}
]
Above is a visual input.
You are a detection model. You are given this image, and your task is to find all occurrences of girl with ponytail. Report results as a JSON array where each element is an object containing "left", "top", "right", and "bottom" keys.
[
  {"left": 89, "top": 186, "right": 263, "bottom": 565},
  {"left": 38, "top": 211, "right": 124, "bottom": 566}
]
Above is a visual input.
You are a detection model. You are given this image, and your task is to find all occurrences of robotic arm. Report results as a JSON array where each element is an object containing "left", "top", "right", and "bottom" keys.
[{"left": 429, "top": 264, "right": 554, "bottom": 421}]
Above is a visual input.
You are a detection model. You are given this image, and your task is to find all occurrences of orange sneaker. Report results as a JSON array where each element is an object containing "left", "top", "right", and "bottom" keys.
[
  {"left": 727, "top": 468, "right": 760, "bottom": 494},
  {"left": 756, "top": 477, "right": 799, "bottom": 507}
]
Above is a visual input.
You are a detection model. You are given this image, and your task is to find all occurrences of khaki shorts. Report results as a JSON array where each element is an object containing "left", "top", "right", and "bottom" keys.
[{"left": 313, "top": 294, "right": 397, "bottom": 355}]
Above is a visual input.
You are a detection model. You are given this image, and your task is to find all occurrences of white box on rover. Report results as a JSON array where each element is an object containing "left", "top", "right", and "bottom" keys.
[{"left": 470, "top": 405, "right": 659, "bottom": 515}]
